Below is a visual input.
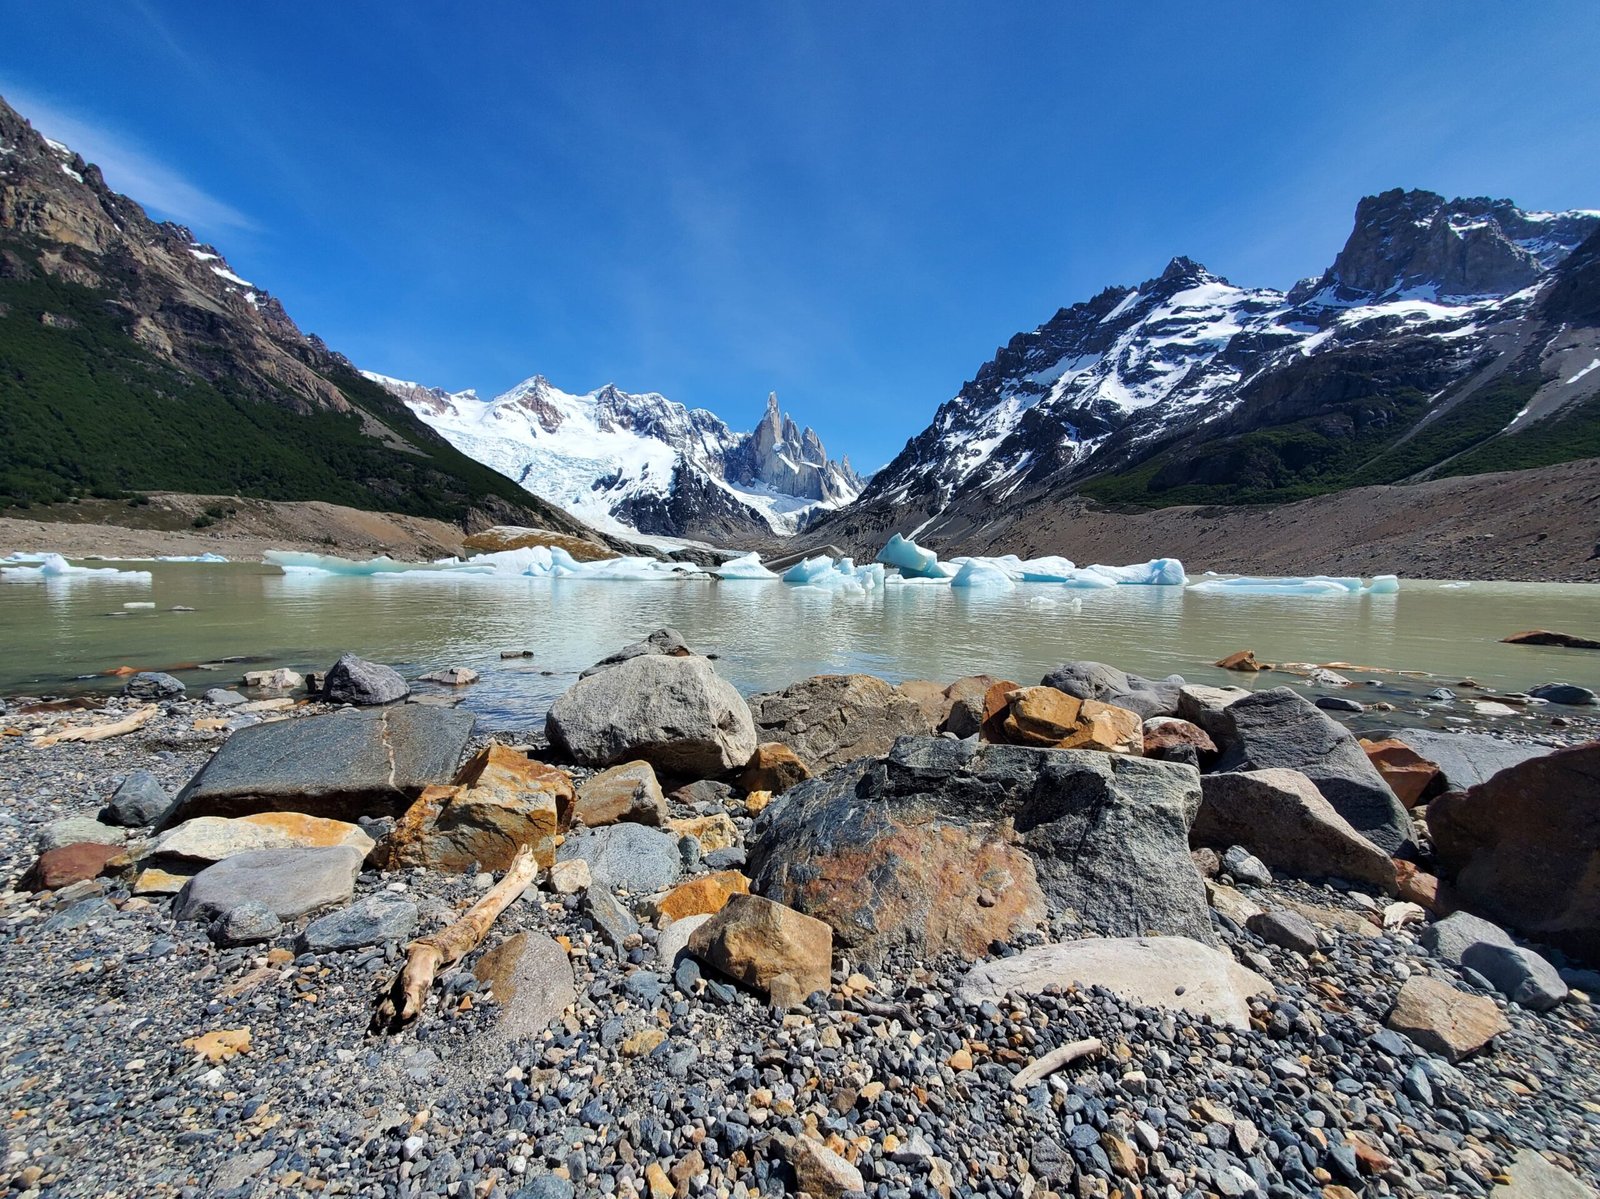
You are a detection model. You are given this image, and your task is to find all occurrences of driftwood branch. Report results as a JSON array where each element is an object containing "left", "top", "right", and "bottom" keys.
[
  {"left": 1009, "top": 1037, "right": 1103, "bottom": 1090},
  {"left": 372, "top": 845, "right": 540, "bottom": 1034},
  {"left": 31, "top": 705, "right": 157, "bottom": 747}
]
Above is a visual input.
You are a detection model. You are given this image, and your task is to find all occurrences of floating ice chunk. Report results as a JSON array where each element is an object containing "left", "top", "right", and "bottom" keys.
[
  {"left": 1016, "top": 555, "right": 1078, "bottom": 582},
  {"left": 155, "top": 552, "right": 230, "bottom": 563},
  {"left": 876, "top": 533, "right": 945, "bottom": 578},
  {"left": 1438, "top": 581, "right": 1471, "bottom": 589},
  {"left": 715, "top": 552, "right": 778, "bottom": 580},
  {"left": 0, "top": 553, "right": 152, "bottom": 582},
  {"left": 266, "top": 550, "right": 498, "bottom": 576},
  {"left": 783, "top": 555, "right": 884, "bottom": 593},
  {"left": 1186, "top": 574, "right": 1401, "bottom": 596},
  {"left": 949, "top": 559, "right": 1016, "bottom": 590},
  {"left": 122, "top": 601, "right": 156, "bottom": 609},
  {"left": 1366, "top": 575, "right": 1400, "bottom": 595},
  {"left": 1081, "top": 558, "right": 1188, "bottom": 586},
  {"left": 781, "top": 555, "right": 836, "bottom": 585}
]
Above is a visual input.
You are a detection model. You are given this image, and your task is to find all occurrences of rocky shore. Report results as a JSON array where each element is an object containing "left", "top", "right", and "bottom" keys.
[{"left": 2, "top": 637, "right": 1599, "bottom": 1199}]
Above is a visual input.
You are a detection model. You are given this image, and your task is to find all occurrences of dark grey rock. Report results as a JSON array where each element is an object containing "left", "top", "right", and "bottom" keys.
[
  {"left": 100, "top": 770, "right": 172, "bottom": 827},
  {"left": 208, "top": 900, "right": 282, "bottom": 947},
  {"left": 1420, "top": 911, "right": 1567, "bottom": 1011},
  {"left": 123, "top": 671, "right": 185, "bottom": 700},
  {"left": 1221, "top": 845, "right": 1273, "bottom": 887},
  {"left": 1214, "top": 687, "right": 1413, "bottom": 855},
  {"left": 1528, "top": 682, "right": 1597, "bottom": 706},
  {"left": 164, "top": 706, "right": 474, "bottom": 823},
  {"left": 174, "top": 846, "right": 363, "bottom": 922},
  {"left": 203, "top": 688, "right": 249, "bottom": 708},
  {"left": 1042, "top": 660, "right": 1184, "bottom": 719},
  {"left": 557, "top": 823, "right": 681, "bottom": 894},
  {"left": 512, "top": 1178, "right": 575, "bottom": 1199},
  {"left": 322, "top": 653, "right": 409, "bottom": 705},
  {"left": 579, "top": 628, "right": 691, "bottom": 678},
  {"left": 584, "top": 884, "right": 639, "bottom": 951},
  {"left": 296, "top": 892, "right": 418, "bottom": 952},
  {"left": 1314, "top": 696, "right": 1365, "bottom": 713},
  {"left": 1248, "top": 909, "right": 1320, "bottom": 955}
]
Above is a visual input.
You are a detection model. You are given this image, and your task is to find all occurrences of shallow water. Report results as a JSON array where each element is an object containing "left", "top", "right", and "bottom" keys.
[{"left": 1, "top": 562, "right": 1597, "bottom": 728}]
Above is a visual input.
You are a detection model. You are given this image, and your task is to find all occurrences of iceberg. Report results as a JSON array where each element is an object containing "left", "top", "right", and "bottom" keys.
[
  {"left": 876, "top": 533, "right": 945, "bottom": 579},
  {"left": 949, "top": 559, "right": 1016, "bottom": 590},
  {"left": 0, "top": 553, "right": 152, "bottom": 582},
  {"left": 1081, "top": 558, "right": 1188, "bottom": 586},
  {"left": 783, "top": 555, "right": 884, "bottom": 593},
  {"left": 1186, "top": 574, "right": 1401, "bottom": 596},
  {"left": 265, "top": 546, "right": 701, "bottom": 582},
  {"left": 715, "top": 552, "right": 779, "bottom": 581},
  {"left": 155, "top": 552, "right": 230, "bottom": 563},
  {"left": 1016, "top": 555, "right": 1078, "bottom": 582}
]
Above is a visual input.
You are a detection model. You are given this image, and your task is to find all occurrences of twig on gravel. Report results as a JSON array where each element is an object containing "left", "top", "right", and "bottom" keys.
[
  {"left": 30, "top": 705, "right": 157, "bottom": 747},
  {"left": 1009, "top": 1037, "right": 1103, "bottom": 1090}
]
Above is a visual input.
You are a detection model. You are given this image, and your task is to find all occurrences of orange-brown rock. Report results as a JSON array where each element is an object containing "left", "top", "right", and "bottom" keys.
[
  {"left": 1393, "top": 860, "right": 1444, "bottom": 913},
  {"left": 992, "top": 687, "right": 1143, "bottom": 755},
  {"left": 22, "top": 842, "right": 122, "bottom": 891},
  {"left": 688, "top": 893, "right": 833, "bottom": 1008},
  {"left": 371, "top": 746, "right": 573, "bottom": 872},
  {"left": 977, "top": 680, "right": 1023, "bottom": 743},
  {"left": 668, "top": 812, "right": 738, "bottom": 853},
  {"left": 1386, "top": 975, "right": 1509, "bottom": 1061},
  {"left": 1359, "top": 739, "right": 1441, "bottom": 808},
  {"left": 941, "top": 675, "right": 1010, "bottom": 738},
  {"left": 574, "top": 760, "right": 667, "bottom": 827},
  {"left": 895, "top": 679, "right": 949, "bottom": 726},
  {"left": 648, "top": 870, "right": 750, "bottom": 922},
  {"left": 1144, "top": 718, "right": 1217, "bottom": 761},
  {"left": 739, "top": 743, "right": 812, "bottom": 796},
  {"left": 1215, "top": 650, "right": 1270, "bottom": 671}
]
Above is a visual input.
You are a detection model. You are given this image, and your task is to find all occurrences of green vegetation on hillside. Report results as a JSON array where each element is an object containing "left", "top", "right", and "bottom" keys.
[{"left": 0, "top": 266, "right": 548, "bottom": 523}]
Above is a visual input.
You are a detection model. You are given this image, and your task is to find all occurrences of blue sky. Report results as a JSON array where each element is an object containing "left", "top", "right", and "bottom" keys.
[{"left": 4, "top": 3, "right": 1599, "bottom": 469}]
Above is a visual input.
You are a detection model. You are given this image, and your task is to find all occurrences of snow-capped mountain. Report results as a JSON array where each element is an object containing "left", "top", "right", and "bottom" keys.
[
  {"left": 363, "top": 374, "right": 863, "bottom": 542},
  {"left": 810, "top": 188, "right": 1600, "bottom": 554}
]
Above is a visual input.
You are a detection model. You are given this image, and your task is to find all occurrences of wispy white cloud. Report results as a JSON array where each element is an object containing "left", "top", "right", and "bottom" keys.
[{"left": 1, "top": 83, "right": 257, "bottom": 235}]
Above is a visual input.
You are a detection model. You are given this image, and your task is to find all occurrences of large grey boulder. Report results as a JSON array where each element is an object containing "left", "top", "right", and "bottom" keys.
[
  {"left": 1393, "top": 729, "right": 1548, "bottom": 793},
  {"left": 547, "top": 654, "right": 756, "bottom": 778},
  {"left": 297, "top": 893, "right": 418, "bottom": 952},
  {"left": 174, "top": 846, "right": 363, "bottom": 922},
  {"left": 557, "top": 823, "right": 682, "bottom": 895},
  {"left": 322, "top": 653, "right": 409, "bottom": 705},
  {"left": 1195, "top": 769, "right": 1397, "bottom": 892},
  {"left": 163, "top": 706, "right": 474, "bottom": 824},
  {"left": 472, "top": 931, "right": 577, "bottom": 1047},
  {"left": 1042, "top": 661, "right": 1185, "bottom": 720},
  {"left": 101, "top": 771, "right": 173, "bottom": 827},
  {"left": 1420, "top": 912, "right": 1567, "bottom": 1011},
  {"left": 1176, "top": 684, "right": 1251, "bottom": 738},
  {"left": 1213, "top": 687, "right": 1413, "bottom": 855},
  {"left": 748, "top": 674, "right": 936, "bottom": 772},
  {"left": 746, "top": 736, "right": 1211, "bottom": 963},
  {"left": 958, "top": 936, "right": 1272, "bottom": 1029},
  {"left": 579, "top": 627, "right": 692, "bottom": 678}
]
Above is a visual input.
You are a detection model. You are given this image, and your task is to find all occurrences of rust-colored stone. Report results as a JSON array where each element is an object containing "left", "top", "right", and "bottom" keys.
[
  {"left": 668, "top": 812, "right": 738, "bottom": 853},
  {"left": 22, "top": 842, "right": 122, "bottom": 891},
  {"left": 1393, "top": 860, "right": 1444, "bottom": 913},
  {"left": 739, "top": 742, "right": 812, "bottom": 796},
  {"left": 688, "top": 894, "right": 833, "bottom": 1008},
  {"left": 1144, "top": 718, "right": 1217, "bottom": 760},
  {"left": 1359, "top": 738, "right": 1441, "bottom": 808},
  {"left": 994, "top": 687, "right": 1143, "bottom": 755},
  {"left": 574, "top": 760, "right": 667, "bottom": 827},
  {"left": 649, "top": 870, "right": 750, "bottom": 922},
  {"left": 1215, "top": 650, "right": 1270, "bottom": 671}
]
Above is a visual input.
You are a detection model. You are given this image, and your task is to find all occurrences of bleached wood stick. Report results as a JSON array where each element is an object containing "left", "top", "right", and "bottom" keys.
[
  {"left": 372, "top": 845, "right": 540, "bottom": 1033},
  {"left": 1009, "top": 1037, "right": 1103, "bottom": 1090},
  {"left": 31, "top": 705, "right": 157, "bottom": 747}
]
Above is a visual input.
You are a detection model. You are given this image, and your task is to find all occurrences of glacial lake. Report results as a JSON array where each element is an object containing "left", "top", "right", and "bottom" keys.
[{"left": 2, "top": 561, "right": 1598, "bottom": 730}]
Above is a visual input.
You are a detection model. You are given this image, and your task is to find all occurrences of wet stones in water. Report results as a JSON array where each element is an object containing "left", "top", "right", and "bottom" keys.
[
  {"left": 101, "top": 770, "right": 174, "bottom": 827},
  {"left": 322, "top": 653, "right": 409, "bottom": 705},
  {"left": 418, "top": 666, "right": 479, "bottom": 686},
  {"left": 1528, "top": 682, "right": 1598, "bottom": 706},
  {"left": 577, "top": 626, "right": 692, "bottom": 678},
  {"left": 123, "top": 671, "right": 185, "bottom": 700},
  {"left": 1314, "top": 695, "right": 1365, "bottom": 713}
]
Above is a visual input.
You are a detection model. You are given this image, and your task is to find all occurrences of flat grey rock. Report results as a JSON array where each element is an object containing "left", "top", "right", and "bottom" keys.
[
  {"left": 655, "top": 913, "right": 713, "bottom": 968},
  {"left": 203, "top": 688, "right": 249, "bottom": 708},
  {"left": 1393, "top": 728, "right": 1548, "bottom": 792},
  {"left": 208, "top": 900, "right": 283, "bottom": 947},
  {"left": 1042, "top": 660, "right": 1184, "bottom": 720},
  {"left": 473, "top": 931, "right": 577, "bottom": 1047},
  {"left": 1490, "top": 1148, "right": 1597, "bottom": 1198},
  {"left": 297, "top": 892, "right": 417, "bottom": 952},
  {"left": 165, "top": 706, "right": 474, "bottom": 823},
  {"left": 558, "top": 823, "right": 681, "bottom": 895},
  {"left": 38, "top": 816, "right": 127, "bottom": 852},
  {"left": 174, "top": 846, "right": 363, "bottom": 922}
]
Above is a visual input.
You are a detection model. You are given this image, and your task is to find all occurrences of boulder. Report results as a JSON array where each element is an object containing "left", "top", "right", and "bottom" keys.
[
  {"left": 144, "top": 812, "right": 374, "bottom": 865},
  {"left": 472, "top": 932, "right": 577, "bottom": 1044},
  {"left": 1394, "top": 860, "right": 1443, "bottom": 913},
  {"left": 688, "top": 893, "right": 833, "bottom": 1008},
  {"left": 1194, "top": 769, "right": 1398, "bottom": 892},
  {"left": 547, "top": 858, "right": 590, "bottom": 894},
  {"left": 557, "top": 823, "right": 681, "bottom": 894},
  {"left": 37, "top": 817, "right": 126, "bottom": 852},
  {"left": 940, "top": 675, "right": 1012, "bottom": 738},
  {"left": 100, "top": 770, "right": 173, "bottom": 827},
  {"left": 1386, "top": 975, "right": 1509, "bottom": 1061},
  {"left": 207, "top": 901, "right": 282, "bottom": 947},
  {"left": 1248, "top": 909, "right": 1320, "bottom": 955},
  {"left": 1429, "top": 741, "right": 1600, "bottom": 961},
  {"left": 1358, "top": 739, "right": 1441, "bottom": 808},
  {"left": 1176, "top": 684, "right": 1251, "bottom": 737},
  {"left": 297, "top": 893, "right": 419, "bottom": 952},
  {"left": 242, "top": 668, "right": 303, "bottom": 691},
  {"left": 958, "top": 936, "right": 1272, "bottom": 1030},
  {"left": 371, "top": 746, "right": 573, "bottom": 873},
  {"left": 123, "top": 671, "right": 185, "bottom": 699},
  {"left": 574, "top": 761, "right": 667, "bottom": 827},
  {"left": 1420, "top": 912, "right": 1567, "bottom": 1011},
  {"left": 418, "top": 667, "right": 479, "bottom": 686},
  {"left": 322, "top": 653, "right": 409, "bottom": 705},
  {"left": 21, "top": 842, "right": 122, "bottom": 891},
  {"left": 174, "top": 846, "right": 363, "bottom": 922},
  {"left": 1490, "top": 1148, "right": 1597, "bottom": 1199},
  {"left": 895, "top": 679, "right": 950, "bottom": 725},
  {"left": 785, "top": 1136, "right": 865, "bottom": 1199},
  {"left": 749, "top": 673, "right": 936, "bottom": 772},
  {"left": 746, "top": 737, "right": 1209, "bottom": 962},
  {"left": 548, "top": 654, "right": 757, "bottom": 778},
  {"left": 1500, "top": 629, "right": 1600, "bottom": 649},
  {"left": 1042, "top": 660, "right": 1185, "bottom": 719},
  {"left": 738, "top": 743, "right": 812, "bottom": 796},
  {"left": 579, "top": 627, "right": 692, "bottom": 678},
  {"left": 1212, "top": 688, "right": 1413, "bottom": 855},
  {"left": 1394, "top": 729, "right": 1547, "bottom": 793},
  {"left": 1143, "top": 718, "right": 1217, "bottom": 764},
  {"left": 163, "top": 706, "right": 475, "bottom": 823},
  {"left": 646, "top": 871, "right": 750, "bottom": 922},
  {"left": 984, "top": 686, "right": 1142, "bottom": 754},
  {"left": 1528, "top": 682, "right": 1597, "bottom": 706}
]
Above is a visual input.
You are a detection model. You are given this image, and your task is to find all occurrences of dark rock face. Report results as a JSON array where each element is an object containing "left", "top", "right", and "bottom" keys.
[
  {"left": 164, "top": 707, "right": 475, "bottom": 824},
  {"left": 322, "top": 654, "right": 409, "bottom": 705},
  {"left": 101, "top": 771, "right": 173, "bottom": 827},
  {"left": 746, "top": 737, "right": 1211, "bottom": 962},
  {"left": 1042, "top": 660, "right": 1184, "bottom": 720},
  {"left": 748, "top": 675, "right": 936, "bottom": 773},
  {"left": 1430, "top": 741, "right": 1600, "bottom": 962},
  {"left": 1212, "top": 688, "right": 1413, "bottom": 856}
]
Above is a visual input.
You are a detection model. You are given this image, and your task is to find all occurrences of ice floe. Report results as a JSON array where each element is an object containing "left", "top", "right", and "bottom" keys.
[
  {"left": 715, "top": 552, "right": 779, "bottom": 581},
  {"left": 0, "top": 553, "right": 152, "bottom": 582},
  {"left": 1185, "top": 574, "right": 1400, "bottom": 596}
]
